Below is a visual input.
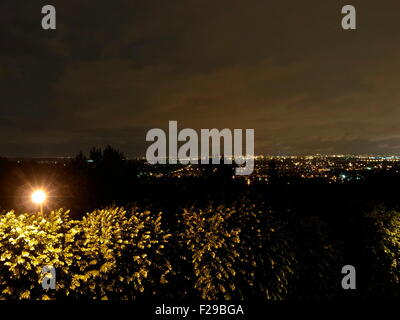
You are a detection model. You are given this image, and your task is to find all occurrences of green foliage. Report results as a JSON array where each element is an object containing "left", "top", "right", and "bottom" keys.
[
  {"left": 0, "top": 204, "right": 398, "bottom": 300},
  {"left": 0, "top": 209, "right": 73, "bottom": 300},
  {"left": 66, "top": 208, "right": 171, "bottom": 299},
  {"left": 180, "top": 204, "right": 296, "bottom": 300},
  {"left": 363, "top": 207, "right": 400, "bottom": 298},
  {"left": 0, "top": 208, "right": 171, "bottom": 300}
]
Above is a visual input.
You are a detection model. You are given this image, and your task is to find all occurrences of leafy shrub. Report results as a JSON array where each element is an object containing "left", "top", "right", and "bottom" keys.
[
  {"left": 65, "top": 207, "right": 171, "bottom": 300},
  {"left": 0, "top": 209, "right": 73, "bottom": 300},
  {"left": 0, "top": 208, "right": 171, "bottom": 300},
  {"left": 180, "top": 204, "right": 296, "bottom": 299},
  {"left": 179, "top": 206, "right": 241, "bottom": 299},
  {"left": 363, "top": 207, "right": 400, "bottom": 298},
  {"left": 0, "top": 204, "right": 398, "bottom": 300}
]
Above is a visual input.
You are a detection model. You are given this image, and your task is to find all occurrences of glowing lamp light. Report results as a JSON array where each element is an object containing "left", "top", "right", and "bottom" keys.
[{"left": 32, "top": 190, "right": 46, "bottom": 204}]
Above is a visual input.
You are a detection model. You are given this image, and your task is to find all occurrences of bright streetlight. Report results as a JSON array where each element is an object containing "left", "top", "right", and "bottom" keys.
[{"left": 32, "top": 190, "right": 46, "bottom": 215}]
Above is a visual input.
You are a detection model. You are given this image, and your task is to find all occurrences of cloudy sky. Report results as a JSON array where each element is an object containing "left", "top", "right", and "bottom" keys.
[{"left": 1, "top": 0, "right": 400, "bottom": 157}]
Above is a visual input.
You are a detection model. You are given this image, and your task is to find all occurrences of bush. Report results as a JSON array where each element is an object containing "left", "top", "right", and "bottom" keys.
[
  {"left": 0, "top": 208, "right": 171, "bottom": 300},
  {"left": 179, "top": 204, "right": 296, "bottom": 299},
  {"left": 363, "top": 207, "right": 400, "bottom": 298},
  {"left": 65, "top": 207, "right": 172, "bottom": 299},
  {"left": 0, "top": 205, "right": 398, "bottom": 300},
  {"left": 0, "top": 209, "right": 73, "bottom": 299}
]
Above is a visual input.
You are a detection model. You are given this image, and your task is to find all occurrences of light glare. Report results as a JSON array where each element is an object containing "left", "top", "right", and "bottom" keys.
[{"left": 32, "top": 190, "right": 46, "bottom": 204}]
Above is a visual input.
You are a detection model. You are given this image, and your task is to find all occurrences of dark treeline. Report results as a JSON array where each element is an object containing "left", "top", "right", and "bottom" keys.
[{"left": 1, "top": 146, "right": 400, "bottom": 218}]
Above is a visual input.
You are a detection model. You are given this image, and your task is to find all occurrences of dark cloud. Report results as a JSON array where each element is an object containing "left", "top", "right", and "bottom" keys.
[{"left": 1, "top": 0, "right": 400, "bottom": 157}]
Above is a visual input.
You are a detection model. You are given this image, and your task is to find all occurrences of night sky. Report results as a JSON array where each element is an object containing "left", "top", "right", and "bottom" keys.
[{"left": 1, "top": 0, "right": 400, "bottom": 157}]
